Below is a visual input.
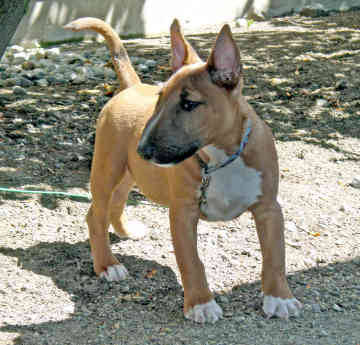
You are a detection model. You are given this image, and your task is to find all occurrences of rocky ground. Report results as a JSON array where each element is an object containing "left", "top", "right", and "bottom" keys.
[{"left": 0, "top": 12, "right": 359, "bottom": 345}]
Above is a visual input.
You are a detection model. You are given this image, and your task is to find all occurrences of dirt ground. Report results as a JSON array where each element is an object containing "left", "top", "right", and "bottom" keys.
[{"left": 0, "top": 12, "right": 359, "bottom": 345}]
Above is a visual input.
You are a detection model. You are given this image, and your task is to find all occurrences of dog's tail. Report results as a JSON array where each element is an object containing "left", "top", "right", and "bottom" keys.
[{"left": 64, "top": 17, "right": 140, "bottom": 91}]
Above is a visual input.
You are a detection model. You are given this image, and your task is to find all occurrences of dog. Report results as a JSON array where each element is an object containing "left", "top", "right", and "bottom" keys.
[{"left": 64, "top": 17, "right": 302, "bottom": 323}]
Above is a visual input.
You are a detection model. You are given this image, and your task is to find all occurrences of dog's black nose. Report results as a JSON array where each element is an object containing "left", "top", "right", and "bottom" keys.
[{"left": 137, "top": 143, "right": 155, "bottom": 161}]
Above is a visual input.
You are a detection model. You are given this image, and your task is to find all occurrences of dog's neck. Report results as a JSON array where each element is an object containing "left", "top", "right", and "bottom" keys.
[{"left": 198, "top": 118, "right": 252, "bottom": 175}]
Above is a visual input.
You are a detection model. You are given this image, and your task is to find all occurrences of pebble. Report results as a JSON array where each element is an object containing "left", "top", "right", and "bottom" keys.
[
  {"left": 138, "top": 64, "right": 149, "bottom": 72},
  {"left": 285, "top": 221, "right": 297, "bottom": 232},
  {"left": 350, "top": 177, "right": 360, "bottom": 189},
  {"left": 18, "top": 77, "right": 33, "bottom": 87},
  {"left": 218, "top": 295, "right": 229, "bottom": 304},
  {"left": 22, "top": 60, "right": 36, "bottom": 70},
  {"left": 319, "top": 329, "right": 329, "bottom": 337},
  {"left": 12, "top": 86, "right": 27, "bottom": 96},
  {"left": 316, "top": 98, "right": 328, "bottom": 107},
  {"left": 7, "top": 45, "right": 24, "bottom": 54},
  {"left": 145, "top": 59, "right": 157, "bottom": 68},
  {"left": 0, "top": 41, "right": 158, "bottom": 89},
  {"left": 235, "top": 18, "right": 249, "bottom": 28},
  {"left": 13, "top": 52, "right": 28, "bottom": 64},
  {"left": 332, "top": 304, "right": 342, "bottom": 311},
  {"left": 36, "top": 79, "right": 49, "bottom": 87},
  {"left": 339, "top": 204, "right": 350, "bottom": 212},
  {"left": 335, "top": 79, "right": 347, "bottom": 91}
]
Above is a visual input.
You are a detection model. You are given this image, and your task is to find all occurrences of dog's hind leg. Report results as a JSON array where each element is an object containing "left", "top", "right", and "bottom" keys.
[{"left": 110, "top": 170, "right": 148, "bottom": 240}]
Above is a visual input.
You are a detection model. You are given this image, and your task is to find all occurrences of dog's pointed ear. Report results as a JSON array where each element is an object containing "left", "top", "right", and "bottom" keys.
[
  {"left": 207, "top": 24, "right": 242, "bottom": 91},
  {"left": 170, "top": 18, "right": 201, "bottom": 72}
]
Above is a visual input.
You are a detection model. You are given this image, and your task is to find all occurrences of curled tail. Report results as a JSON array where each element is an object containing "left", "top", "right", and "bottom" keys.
[{"left": 64, "top": 17, "right": 140, "bottom": 91}]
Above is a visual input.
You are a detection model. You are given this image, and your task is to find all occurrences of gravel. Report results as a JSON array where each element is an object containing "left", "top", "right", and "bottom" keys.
[{"left": 0, "top": 11, "right": 359, "bottom": 345}]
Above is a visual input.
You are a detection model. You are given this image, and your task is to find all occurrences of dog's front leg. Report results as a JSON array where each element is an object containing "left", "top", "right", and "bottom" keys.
[
  {"left": 251, "top": 201, "right": 302, "bottom": 319},
  {"left": 169, "top": 204, "right": 223, "bottom": 323}
]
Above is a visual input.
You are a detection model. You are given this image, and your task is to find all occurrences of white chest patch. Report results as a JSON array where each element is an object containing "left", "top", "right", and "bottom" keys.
[{"left": 199, "top": 146, "right": 262, "bottom": 221}]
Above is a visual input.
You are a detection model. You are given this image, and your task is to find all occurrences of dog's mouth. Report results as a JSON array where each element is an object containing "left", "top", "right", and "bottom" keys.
[{"left": 137, "top": 140, "right": 201, "bottom": 166}]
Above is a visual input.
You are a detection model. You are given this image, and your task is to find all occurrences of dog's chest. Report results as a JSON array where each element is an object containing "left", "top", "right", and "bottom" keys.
[{"left": 199, "top": 146, "right": 262, "bottom": 221}]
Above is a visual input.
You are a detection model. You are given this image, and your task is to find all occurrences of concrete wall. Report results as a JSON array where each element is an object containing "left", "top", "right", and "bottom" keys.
[{"left": 11, "top": 0, "right": 360, "bottom": 45}]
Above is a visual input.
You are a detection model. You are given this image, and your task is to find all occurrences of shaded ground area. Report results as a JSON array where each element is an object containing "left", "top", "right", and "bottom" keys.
[{"left": 0, "top": 12, "right": 359, "bottom": 345}]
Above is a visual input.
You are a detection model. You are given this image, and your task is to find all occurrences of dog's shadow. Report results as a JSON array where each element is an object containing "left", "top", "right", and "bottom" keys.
[
  {"left": 1, "top": 236, "right": 359, "bottom": 344},
  {"left": 0, "top": 235, "right": 185, "bottom": 336}
]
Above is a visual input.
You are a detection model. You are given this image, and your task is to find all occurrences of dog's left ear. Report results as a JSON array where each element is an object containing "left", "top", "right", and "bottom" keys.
[
  {"left": 207, "top": 24, "right": 242, "bottom": 91},
  {"left": 170, "top": 18, "right": 201, "bottom": 72}
]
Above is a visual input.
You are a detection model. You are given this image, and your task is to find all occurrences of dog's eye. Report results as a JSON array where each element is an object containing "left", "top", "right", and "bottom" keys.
[{"left": 180, "top": 99, "right": 202, "bottom": 112}]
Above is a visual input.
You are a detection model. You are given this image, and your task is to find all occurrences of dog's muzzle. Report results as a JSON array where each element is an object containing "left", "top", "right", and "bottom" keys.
[
  {"left": 137, "top": 138, "right": 201, "bottom": 166},
  {"left": 137, "top": 141, "right": 155, "bottom": 161}
]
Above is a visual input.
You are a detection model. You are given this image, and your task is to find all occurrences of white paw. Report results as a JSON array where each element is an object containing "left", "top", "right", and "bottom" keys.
[
  {"left": 100, "top": 264, "right": 129, "bottom": 281},
  {"left": 263, "top": 295, "right": 302, "bottom": 319},
  {"left": 185, "top": 299, "right": 223, "bottom": 323}
]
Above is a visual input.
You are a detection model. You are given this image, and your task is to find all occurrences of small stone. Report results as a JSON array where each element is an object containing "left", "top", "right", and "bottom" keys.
[
  {"left": 350, "top": 177, "right": 360, "bottom": 189},
  {"left": 138, "top": 64, "right": 149, "bottom": 72},
  {"left": 303, "top": 257, "right": 315, "bottom": 267},
  {"left": 64, "top": 304, "right": 74, "bottom": 313},
  {"left": 47, "top": 74, "right": 67, "bottom": 84},
  {"left": 233, "top": 315, "right": 245, "bottom": 322},
  {"left": 13, "top": 52, "right": 29, "bottom": 64},
  {"left": 316, "top": 98, "right": 328, "bottom": 107},
  {"left": 23, "top": 69, "right": 45, "bottom": 81},
  {"left": 4, "top": 78, "right": 17, "bottom": 87},
  {"left": 33, "top": 68, "right": 46, "bottom": 79},
  {"left": 66, "top": 53, "right": 86, "bottom": 65},
  {"left": 74, "top": 66, "right": 88, "bottom": 75},
  {"left": 21, "top": 40, "right": 41, "bottom": 49},
  {"left": 22, "top": 60, "right": 36, "bottom": 70},
  {"left": 145, "top": 59, "right": 157, "bottom": 68},
  {"left": 286, "top": 240, "right": 301, "bottom": 249},
  {"left": 36, "top": 79, "right": 49, "bottom": 87},
  {"left": 36, "top": 59, "right": 54, "bottom": 70},
  {"left": 235, "top": 18, "right": 248, "bottom": 28},
  {"left": 7, "top": 45, "right": 24, "bottom": 54},
  {"left": 319, "top": 329, "right": 329, "bottom": 337},
  {"left": 18, "top": 77, "right": 33, "bottom": 88},
  {"left": 286, "top": 221, "right": 297, "bottom": 232},
  {"left": 335, "top": 80, "right": 347, "bottom": 91},
  {"left": 333, "top": 304, "right": 342, "bottom": 312},
  {"left": 56, "top": 65, "right": 69, "bottom": 74},
  {"left": 8, "top": 130, "right": 25, "bottom": 138},
  {"left": 312, "top": 289, "right": 321, "bottom": 297},
  {"left": 218, "top": 295, "right": 229, "bottom": 304},
  {"left": 270, "top": 78, "right": 283, "bottom": 86},
  {"left": 13, "top": 86, "right": 27, "bottom": 96},
  {"left": 45, "top": 47, "right": 61, "bottom": 59},
  {"left": 339, "top": 204, "right": 350, "bottom": 212},
  {"left": 72, "top": 74, "right": 87, "bottom": 85},
  {"left": 137, "top": 57, "right": 147, "bottom": 64},
  {"left": 80, "top": 104, "right": 90, "bottom": 111},
  {"left": 91, "top": 66, "right": 104, "bottom": 78},
  {"left": 29, "top": 48, "right": 45, "bottom": 60}
]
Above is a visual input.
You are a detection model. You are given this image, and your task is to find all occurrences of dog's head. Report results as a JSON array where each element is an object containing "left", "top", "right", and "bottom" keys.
[{"left": 137, "top": 19, "right": 243, "bottom": 166}]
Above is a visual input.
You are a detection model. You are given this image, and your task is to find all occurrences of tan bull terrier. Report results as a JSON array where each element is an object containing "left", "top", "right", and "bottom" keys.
[{"left": 64, "top": 17, "right": 302, "bottom": 323}]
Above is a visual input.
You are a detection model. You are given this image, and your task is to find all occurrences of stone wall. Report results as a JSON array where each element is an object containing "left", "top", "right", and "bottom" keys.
[{"left": 11, "top": 0, "right": 360, "bottom": 45}]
